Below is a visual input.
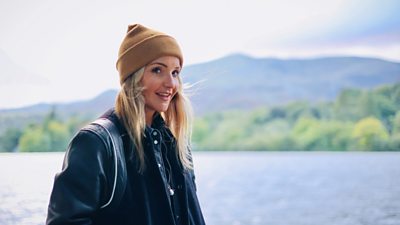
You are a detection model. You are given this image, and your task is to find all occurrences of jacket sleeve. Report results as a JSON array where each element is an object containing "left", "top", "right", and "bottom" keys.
[
  {"left": 46, "top": 130, "right": 109, "bottom": 225},
  {"left": 187, "top": 147, "right": 198, "bottom": 192}
]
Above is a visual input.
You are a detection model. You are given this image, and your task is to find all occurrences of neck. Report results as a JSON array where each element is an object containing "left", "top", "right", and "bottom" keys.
[{"left": 145, "top": 109, "right": 155, "bottom": 126}]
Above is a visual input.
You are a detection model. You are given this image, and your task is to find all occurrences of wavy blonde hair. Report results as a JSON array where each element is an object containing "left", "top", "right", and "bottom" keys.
[{"left": 115, "top": 67, "right": 193, "bottom": 172}]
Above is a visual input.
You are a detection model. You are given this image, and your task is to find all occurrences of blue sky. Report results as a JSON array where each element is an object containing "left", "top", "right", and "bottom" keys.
[{"left": 0, "top": 0, "right": 399, "bottom": 109}]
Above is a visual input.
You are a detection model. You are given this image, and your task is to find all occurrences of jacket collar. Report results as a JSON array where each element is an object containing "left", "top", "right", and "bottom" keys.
[
  {"left": 147, "top": 113, "right": 176, "bottom": 143},
  {"left": 102, "top": 108, "right": 173, "bottom": 140},
  {"left": 150, "top": 113, "right": 166, "bottom": 130},
  {"left": 101, "top": 108, "right": 128, "bottom": 136}
]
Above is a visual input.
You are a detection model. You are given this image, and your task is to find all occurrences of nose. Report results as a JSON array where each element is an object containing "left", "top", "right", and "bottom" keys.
[{"left": 163, "top": 72, "right": 177, "bottom": 88}]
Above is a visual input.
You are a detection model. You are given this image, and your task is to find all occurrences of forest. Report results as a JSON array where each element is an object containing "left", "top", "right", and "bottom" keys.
[{"left": 0, "top": 83, "right": 399, "bottom": 152}]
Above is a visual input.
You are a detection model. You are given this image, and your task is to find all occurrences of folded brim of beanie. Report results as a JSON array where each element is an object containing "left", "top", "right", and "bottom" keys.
[{"left": 116, "top": 35, "right": 183, "bottom": 84}]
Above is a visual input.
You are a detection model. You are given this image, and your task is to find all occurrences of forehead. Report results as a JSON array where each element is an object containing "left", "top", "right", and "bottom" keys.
[{"left": 149, "top": 56, "right": 181, "bottom": 68}]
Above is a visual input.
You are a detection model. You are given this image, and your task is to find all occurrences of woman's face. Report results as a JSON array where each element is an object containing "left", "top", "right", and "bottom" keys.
[{"left": 141, "top": 55, "right": 181, "bottom": 116}]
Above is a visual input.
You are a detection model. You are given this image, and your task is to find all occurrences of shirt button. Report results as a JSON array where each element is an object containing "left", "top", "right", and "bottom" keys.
[
  {"left": 153, "top": 131, "right": 157, "bottom": 136},
  {"left": 157, "top": 163, "right": 161, "bottom": 168},
  {"left": 154, "top": 140, "right": 158, "bottom": 144}
]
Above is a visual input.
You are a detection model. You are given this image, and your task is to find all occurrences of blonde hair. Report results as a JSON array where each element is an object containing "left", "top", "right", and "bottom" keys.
[{"left": 115, "top": 68, "right": 193, "bottom": 172}]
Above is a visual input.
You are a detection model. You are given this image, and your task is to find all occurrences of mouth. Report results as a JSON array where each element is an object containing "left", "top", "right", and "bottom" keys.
[{"left": 156, "top": 91, "right": 172, "bottom": 101}]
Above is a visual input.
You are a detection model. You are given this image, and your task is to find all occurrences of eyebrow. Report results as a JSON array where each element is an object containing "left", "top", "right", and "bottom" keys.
[{"left": 150, "top": 62, "right": 181, "bottom": 70}]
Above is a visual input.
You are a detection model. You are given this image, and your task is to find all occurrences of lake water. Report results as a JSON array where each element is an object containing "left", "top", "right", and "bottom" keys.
[{"left": 0, "top": 152, "right": 399, "bottom": 225}]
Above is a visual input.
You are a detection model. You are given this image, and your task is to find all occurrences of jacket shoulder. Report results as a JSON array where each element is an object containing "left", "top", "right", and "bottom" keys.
[
  {"left": 83, "top": 118, "right": 128, "bottom": 210},
  {"left": 47, "top": 127, "right": 111, "bottom": 224}
]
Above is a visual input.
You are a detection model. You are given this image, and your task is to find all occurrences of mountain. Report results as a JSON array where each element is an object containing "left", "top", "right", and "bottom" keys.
[
  {"left": 1, "top": 54, "right": 399, "bottom": 119},
  {"left": 0, "top": 89, "right": 117, "bottom": 117},
  {"left": 0, "top": 89, "right": 117, "bottom": 134},
  {"left": 181, "top": 54, "right": 400, "bottom": 113}
]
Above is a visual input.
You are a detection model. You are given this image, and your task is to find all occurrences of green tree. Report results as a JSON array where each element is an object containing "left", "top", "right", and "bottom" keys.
[
  {"left": 387, "top": 134, "right": 400, "bottom": 151},
  {"left": 0, "top": 128, "right": 23, "bottom": 152},
  {"left": 292, "top": 117, "right": 353, "bottom": 151},
  {"left": 192, "top": 117, "right": 211, "bottom": 148},
  {"left": 283, "top": 102, "right": 312, "bottom": 124},
  {"left": 66, "top": 115, "right": 89, "bottom": 135},
  {"left": 352, "top": 117, "right": 389, "bottom": 151},
  {"left": 359, "top": 91, "right": 397, "bottom": 132},
  {"left": 46, "top": 120, "right": 70, "bottom": 151},
  {"left": 19, "top": 124, "right": 51, "bottom": 152},
  {"left": 18, "top": 107, "right": 71, "bottom": 152},
  {"left": 244, "top": 119, "right": 293, "bottom": 150},
  {"left": 392, "top": 111, "right": 400, "bottom": 134},
  {"left": 334, "top": 88, "right": 363, "bottom": 121}
]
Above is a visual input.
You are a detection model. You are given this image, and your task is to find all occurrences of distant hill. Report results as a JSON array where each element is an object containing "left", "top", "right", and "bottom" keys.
[
  {"left": 182, "top": 54, "right": 400, "bottom": 113},
  {"left": 0, "top": 89, "right": 116, "bottom": 117},
  {"left": 1, "top": 54, "right": 399, "bottom": 120},
  {"left": 0, "top": 90, "right": 116, "bottom": 133}
]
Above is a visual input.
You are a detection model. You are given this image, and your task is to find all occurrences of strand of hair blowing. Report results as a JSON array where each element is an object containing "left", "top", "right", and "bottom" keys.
[
  {"left": 164, "top": 80, "right": 194, "bottom": 170},
  {"left": 115, "top": 68, "right": 193, "bottom": 173}
]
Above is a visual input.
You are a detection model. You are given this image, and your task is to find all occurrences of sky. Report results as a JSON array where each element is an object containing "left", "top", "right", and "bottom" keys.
[{"left": 0, "top": 0, "right": 399, "bottom": 109}]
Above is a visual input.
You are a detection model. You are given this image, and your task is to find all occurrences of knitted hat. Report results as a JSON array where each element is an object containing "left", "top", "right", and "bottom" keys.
[{"left": 116, "top": 24, "right": 183, "bottom": 84}]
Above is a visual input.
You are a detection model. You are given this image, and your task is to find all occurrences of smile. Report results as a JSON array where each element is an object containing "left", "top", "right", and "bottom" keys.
[{"left": 156, "top": 92, "right": 172, "bottom": 101}]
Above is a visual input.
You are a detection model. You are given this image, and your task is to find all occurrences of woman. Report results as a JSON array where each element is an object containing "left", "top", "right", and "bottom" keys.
[{"left": 46, "top": 24, "right": 206, "bottom": 225}]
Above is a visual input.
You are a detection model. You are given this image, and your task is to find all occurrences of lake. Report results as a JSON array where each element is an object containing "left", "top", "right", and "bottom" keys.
[{"left": 0, "top": 152, "right": 399, "bottom": 225}]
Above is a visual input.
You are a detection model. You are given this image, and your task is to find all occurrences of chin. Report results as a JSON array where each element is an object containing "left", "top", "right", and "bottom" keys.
[
  {"left": 156, "top": 107, "right": 169, "bottom": 113},
  {"left": 160, "top": 103, "right": 172, "bottom": 112}
]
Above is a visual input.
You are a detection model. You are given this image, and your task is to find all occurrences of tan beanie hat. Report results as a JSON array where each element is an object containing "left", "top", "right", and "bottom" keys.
[{"left": 116, "top": 24, "right": 183, "bottom": 84}]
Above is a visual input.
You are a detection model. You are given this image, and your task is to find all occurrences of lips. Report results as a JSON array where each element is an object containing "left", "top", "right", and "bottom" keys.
[{"left": 156, "top": 91, "right": 172, "bottom": 101}]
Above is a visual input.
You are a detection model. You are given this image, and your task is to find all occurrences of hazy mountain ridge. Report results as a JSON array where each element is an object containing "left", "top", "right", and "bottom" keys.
[
  {"left": 1, "top": 54, "right": 399, "bottom": 117},
  {"left": 0, "top": 90, "right": 116, "bottom": 118},
  {"left": 182, "top": 54, "right": 400, "bottom": 113}
]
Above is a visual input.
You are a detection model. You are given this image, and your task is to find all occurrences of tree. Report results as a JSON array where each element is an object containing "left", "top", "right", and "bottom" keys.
[
  {"left": 292, "top": 117, "right": 353, "bottom": 151},
  {"left": 19, "top": 124, "right": 51, "bottom": 152},
  {"left": 334, "top": 88, "right": 363, "bottom": 121},
  {"left": 0, "top": 128, "right": 22, "bottom": 152},
  {"left": 392, "top": 111, "right": 400, "bottom": 134},
  {"left": 46, "top": 120, "right": 70, "bottom": 151},
  {"left": 18, "top": 108, "right": 71, "bottom": 152},
  {"left": 387, "top": 134, "right": 400, "bottom": 151},
  {"left": 352, "top": 117, "right": 389, "bottom": 151},
  {"left": 192, "top": 118, "right": 211, "bottom": 148}
]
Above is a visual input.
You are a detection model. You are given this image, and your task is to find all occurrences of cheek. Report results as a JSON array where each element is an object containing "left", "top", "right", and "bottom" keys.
[
  {"left": 141, "top": 88, "right": 152, "bottom": 102},
  {"left": 174, "top": 79, "right": 181, "bottom": 91},
  {"left": 141, "top": 78, "right": 157, "bottom": 94}
]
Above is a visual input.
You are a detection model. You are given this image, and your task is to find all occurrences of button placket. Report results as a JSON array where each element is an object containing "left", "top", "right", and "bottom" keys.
[
  {"left": 150, "top": 129, "right": 163, "bottom": 170},
  {"left": 152, "top": 129, "right": 160, "bottom": 145},
  {"left": 150, "top": 128, "right": 170, "bottom": 194}
]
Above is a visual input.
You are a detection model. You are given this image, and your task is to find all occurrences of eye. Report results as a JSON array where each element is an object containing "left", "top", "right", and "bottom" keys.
[
  {"left": 151, "top": 67, "right": 162, "bottom": 74},
  {"left": 172, "top": 70, "right": 180, "bottom": 77}
]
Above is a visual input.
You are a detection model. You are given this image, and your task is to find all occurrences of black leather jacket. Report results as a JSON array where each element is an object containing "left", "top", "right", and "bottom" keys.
[{"left": 46, "top": 109, "right": 206, "bottom": 225}]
